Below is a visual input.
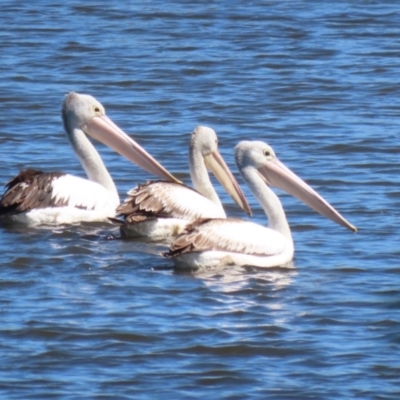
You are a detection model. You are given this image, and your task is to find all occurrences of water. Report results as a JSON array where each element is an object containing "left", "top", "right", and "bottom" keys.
[{"left": 0, "top": 1, "right": 399, "bottom": 399}]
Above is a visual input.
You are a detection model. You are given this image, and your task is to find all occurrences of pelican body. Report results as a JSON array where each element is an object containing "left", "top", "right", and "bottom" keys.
[
  {"left": 165, "top": 141, "right": 356, "bottom": 269},
  {"left": 117, "top": 126, "right": 251, "bottom": 238},
  {"left": 0, "top": 92, "right": 178, "bottom": 226}
]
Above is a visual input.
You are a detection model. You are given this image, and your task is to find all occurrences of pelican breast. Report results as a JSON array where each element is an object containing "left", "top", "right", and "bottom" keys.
[
  {"left": 166, "top": 218, "right": 288, "bottom": 257},
  {"left": 0, "top": 169, "right": 116, "bottom": 216}
]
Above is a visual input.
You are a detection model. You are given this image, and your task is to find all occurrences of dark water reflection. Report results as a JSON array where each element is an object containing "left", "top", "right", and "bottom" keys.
[{"left": 0, "top": 1, "right": 399, "bottom": 399}]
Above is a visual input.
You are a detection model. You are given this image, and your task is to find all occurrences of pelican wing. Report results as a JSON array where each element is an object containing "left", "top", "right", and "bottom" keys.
[
  {"left": 166, "top": 218, "right": 287, "bottom": 257},
  {"left": 117, "top": 181, "right": 224, "bottom": 222},
  {"left": 0, "top": 169, "right": 111, "bottom": 214}
]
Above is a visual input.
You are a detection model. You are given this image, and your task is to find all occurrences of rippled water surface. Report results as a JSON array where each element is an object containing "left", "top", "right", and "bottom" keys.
[{"left": 0, "top": 1, "right": 399, "bottom": 399}]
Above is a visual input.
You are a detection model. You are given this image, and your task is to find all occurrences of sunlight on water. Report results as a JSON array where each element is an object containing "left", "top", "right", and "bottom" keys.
[{"left": 0, "top": 1, "right": 399, "bottom": 399}]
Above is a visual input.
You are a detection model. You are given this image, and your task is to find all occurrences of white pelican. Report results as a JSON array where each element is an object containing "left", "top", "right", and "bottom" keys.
[
  {"left": 165, "top": 140, "right": 357, "bottom": 269},
  {"left": 116, "top": 126, "right": 251, "bottom": 238},
  {"left": 0, "top": 92, "right": 179, "bottom": 226}
]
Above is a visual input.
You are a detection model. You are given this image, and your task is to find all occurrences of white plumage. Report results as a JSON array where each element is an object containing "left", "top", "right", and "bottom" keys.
[
  {"left": 165, "top": 141, "right": 356, "bottom": 269},
  {"left": 0, "top": 92, "right": 178, "bottom": 226},
  {"left": 51, "top": 175, "right": 113, "bottom": 211},
  {"left": 117, "top": 126, "right": 250, "bottom": 238}
]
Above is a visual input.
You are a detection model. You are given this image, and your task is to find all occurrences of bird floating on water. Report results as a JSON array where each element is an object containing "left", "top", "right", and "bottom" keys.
[
  {"left": 0, "top": 92, "right": 179, "bottom": 226},
  {"left": 165, "top": 140, "right": 357, "bottom": 269},
  {"left": 116, "top": 126, "right": 251, "bottom": 238}
]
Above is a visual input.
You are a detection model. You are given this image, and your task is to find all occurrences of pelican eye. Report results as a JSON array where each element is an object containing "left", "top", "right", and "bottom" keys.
[
  {"left": 93, "top": 106, "right": 101, "bottom": 113},
  {"left": 264, "top": 150, "right": 271, "bottom": 157}
]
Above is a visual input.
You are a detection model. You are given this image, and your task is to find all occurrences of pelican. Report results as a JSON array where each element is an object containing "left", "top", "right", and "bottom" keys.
[
  {"left": 165, "top": 141, "right": 357, "bottom": 269},
  {"left": 0, "top": 92, "right": 179, "bottom": 226},
  {"left": 116, "top": 126, "right": 251, "bottom": 238}
]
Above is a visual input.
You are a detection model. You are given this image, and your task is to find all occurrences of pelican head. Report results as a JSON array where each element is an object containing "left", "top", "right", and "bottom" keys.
[
  {"left": 235, "top": 141, "right": 357, "bottom": 232},
  {"left": 190, "top": 126, "right": 251, "bottom": 216},
  {"left": 62, "top": 92, "right": 179, "bottom": 183}
]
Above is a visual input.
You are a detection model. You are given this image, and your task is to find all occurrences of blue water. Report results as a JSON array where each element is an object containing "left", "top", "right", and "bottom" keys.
[{"left": 0, "top": 1, "right": 399, "bottom": 399}]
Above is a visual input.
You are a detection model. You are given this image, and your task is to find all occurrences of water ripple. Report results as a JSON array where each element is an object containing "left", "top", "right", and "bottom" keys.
[{"left": 0, "top": 1, "right": 399, "bottom": 399}]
